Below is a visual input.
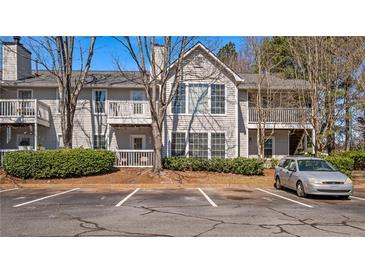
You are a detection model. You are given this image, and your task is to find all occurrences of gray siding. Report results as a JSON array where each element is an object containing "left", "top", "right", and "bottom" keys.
[{"left": 163, "top": 47, "right": 239, "bottom": 158}]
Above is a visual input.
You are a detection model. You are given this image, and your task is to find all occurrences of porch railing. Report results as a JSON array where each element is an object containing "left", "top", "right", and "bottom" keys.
[
  {"left": 0, "top": 149, "right": 17, "bottom": 166},
  {"left": 108, "top": 100, "right": 151, "bottom": 118},
  {"left": 248, "top": 108, "right": 310, "bottom": 123},
  {"left": 0, "top": 99, "right": 50, "bottom": 122},
  {"left": 114, "top": 149, "right": 154, "bottom": 167}
]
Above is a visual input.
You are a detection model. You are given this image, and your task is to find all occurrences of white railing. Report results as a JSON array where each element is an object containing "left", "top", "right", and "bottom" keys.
[
  {"left": 108, "top": 100, "right": 151, "bottom": 118},
  {"left": 248, "top": 108, "right": 310, "bottom": 123},
  {"left": 0, "top": 149, "right": 17, "bottom": 166},
  {"left": 114, "top": 149, "right": 154, "bottom": 167},
  {"left": 0, "top": 99, "right": 50, "bottom": 122}
]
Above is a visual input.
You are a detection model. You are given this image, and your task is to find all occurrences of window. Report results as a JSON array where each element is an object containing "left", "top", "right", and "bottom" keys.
[
  {"left": 211, "top": 84, "right": 225, "bottom": 114},
  {"left": 188, "top": 84, "right": 209, "bottom": 114},
  {"left": 93, "top": 90, "right": 107, "bottom": 114},
  {"left": 17, "top": 135, "right": 33, "bottom": 147},
  {"left": 18, "top": 89, "right": 32, "bottom": 99},
  {"left": 172, "top": 84, "right": 186, "bottom": 114},
  {"left": 131, "top": 135, "right": 145, "bottom": 150},
  {"left": 58, "top": 134, "right": 64, "bottom": 148},
  {"left": 188, "top": 133, "right": 208, "bottom": 159},
  {"left": 211, "top": 133, "right": 225, "bottom": 158},
  {"left": 171, "top": 132, "right": 186, "bottom": 156},
  {"left": 264, "top": 138, "right": 273, "bottom": 158},
  {"left": 93, "top": 135, "right": 106, "bottom": 149}
]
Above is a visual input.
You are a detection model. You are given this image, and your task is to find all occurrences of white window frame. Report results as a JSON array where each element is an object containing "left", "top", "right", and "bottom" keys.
[
  {"left": 130, "top": 134, "right": 146, "bottom": 150},
  {"left": 57, "top": 134, "right": 64, "bottom": 148},
  {"left": 210, "top": 131, "right": 227, "bottom": 159},
  {"left": 170, "top": 82, "right": 227, "bottom": 116},
  {"left": 17, "top": 134, "right": 34, "bottom": 147},
  {"left": 168, "top": 130, "right": 227, "bottom": 159},
  {"left": 92, "top": 89, "right": 108, "bottom": 115},
  {"left": 17, "top": 89, "right": 33, "bottom": 99},
  {"left": 93, "top": 133, "right": 106, "bottom": 149},
  {"left": 130, "top": 90, "right": 146, "bottom": 101},
  {"left": 264, "top": 136, "right": 275, "bottom": 158}
]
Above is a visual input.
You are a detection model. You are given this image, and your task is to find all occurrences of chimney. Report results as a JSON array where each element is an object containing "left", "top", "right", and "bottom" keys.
[
  {"left": 152, "top": 44, "right": 166, "bottom": 79},
  {"left": 2, "top": 36, "right": 32, "bottom": 81}
]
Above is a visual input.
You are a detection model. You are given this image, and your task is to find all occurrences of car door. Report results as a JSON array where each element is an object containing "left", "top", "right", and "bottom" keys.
[
  {"left": 280, "top": 159, "right": 292, "bottom": 186},
  {"left": 287, "top": 160, "right": 299, "bottom": 190}
]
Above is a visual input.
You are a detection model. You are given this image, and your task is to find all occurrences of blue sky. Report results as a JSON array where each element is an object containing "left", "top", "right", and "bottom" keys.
[{"left": 1, "top": 36, "right": 246, "bottom": 71}]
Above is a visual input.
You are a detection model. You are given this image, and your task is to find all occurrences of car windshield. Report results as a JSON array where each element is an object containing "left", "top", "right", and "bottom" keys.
[{"left": 297, "top": 159, "right": 337, "bottom": 172}]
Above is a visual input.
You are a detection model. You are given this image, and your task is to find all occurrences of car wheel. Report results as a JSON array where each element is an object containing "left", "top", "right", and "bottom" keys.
[
  {"left": 296, "top": 181, "right": 306, "bottom": 197},
  {"left": 275, "top": 177, "right": 282, "bottom": 190}
]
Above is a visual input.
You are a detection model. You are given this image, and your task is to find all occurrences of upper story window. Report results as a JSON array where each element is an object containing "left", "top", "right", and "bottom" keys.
[
  {"left": 172, "top": 83, "right": 225, "bottom": 115},
  {"left": 172, "top": 84, "right": 186, "bottom": 114},
  {"left": 188, "top": 84, "right": 209, "bottom": 114},
  {"left": 93, "top": 90, "right": 107, "bottom": 114},
  {"left": 211, "top": 84, "right": 225, "bottom": 114}
]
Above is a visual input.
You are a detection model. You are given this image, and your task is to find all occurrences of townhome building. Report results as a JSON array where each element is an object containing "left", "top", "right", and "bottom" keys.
[{"left": 0, "top": 39, "right": 313, "bottom": 167}]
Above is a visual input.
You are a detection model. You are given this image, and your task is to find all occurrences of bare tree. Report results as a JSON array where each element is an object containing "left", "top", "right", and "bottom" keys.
[
  {"left": 114, "top": 37, "right": 194, "bottom": 174},
  {"left": 28, "top": 36, "right": 96, "bottom": 147}
]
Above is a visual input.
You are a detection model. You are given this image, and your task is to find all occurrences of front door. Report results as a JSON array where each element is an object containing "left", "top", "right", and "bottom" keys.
[{"left": 131, "top": 135, "right": 145, "bottom": 150}]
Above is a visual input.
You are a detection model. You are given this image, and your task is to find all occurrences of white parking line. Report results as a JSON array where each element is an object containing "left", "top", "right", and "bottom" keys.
[
  {"left": 255, "top": 188, "right": 313, "bottom": 208},
  {"left": 351, "top": 196, "right": 365, "bottom": 201},
  {"left": 115, "top": 188, "right": 140, "bottom": 207},
  {"left": 198, "top": 188, "right": 218, "bottom": 207},
  {"left": 0, "top": 188, "right": 18, "bottom": 193},
  {"left": 13, "top": 188, "right": 80, "bottom": 208}
]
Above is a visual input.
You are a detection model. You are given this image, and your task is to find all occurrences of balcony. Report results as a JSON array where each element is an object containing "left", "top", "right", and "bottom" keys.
[
  {"left": 114, "top": 149, "right": 154, "bottom": 167},
  {"left": 0, "top": 99, "right": 50, "bottom": 127},
  {"left": 107, "top": 100, "right": 152, "bottom": 125},
  {"left": 248, "top": 108, "right": 311, "bottom": 129}
]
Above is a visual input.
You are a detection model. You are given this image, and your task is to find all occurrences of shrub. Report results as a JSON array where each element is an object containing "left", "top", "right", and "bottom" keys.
[
  {"left": 162, "top": 157, "right": 264, "bottom": 175},
  {"left": 4, "top": 148, "right": 115, "bottom": 179},
  {"left": 325, "top": 155, "right": 354, "bottom": 177}
]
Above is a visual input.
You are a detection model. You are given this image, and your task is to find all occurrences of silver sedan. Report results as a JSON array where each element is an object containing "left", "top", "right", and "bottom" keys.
[{"left": 274, "top": 157, "right": 353, "bottom": 198}]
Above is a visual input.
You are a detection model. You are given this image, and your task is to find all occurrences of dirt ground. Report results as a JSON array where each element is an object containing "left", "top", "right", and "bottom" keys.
[
  {"left": 1, "top": 168, "right": 363, "bottom": 190},
  {"left": 0, "top": 168, "right": 276, "bottom": 190}
]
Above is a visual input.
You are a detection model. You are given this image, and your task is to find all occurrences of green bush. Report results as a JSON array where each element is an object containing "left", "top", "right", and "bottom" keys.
[
  {"left": 325, "top": 155, "right": 354, "bottom": 177},
  {"left": 162, "top": 157, "right": 264, "bottom": 175},
  {"left": 4, "top": 148, "right": 115, "bottom": 179}
]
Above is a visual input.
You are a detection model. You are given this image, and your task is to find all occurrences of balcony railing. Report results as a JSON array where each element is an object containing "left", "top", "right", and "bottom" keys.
[
  {"left": 108, "top": 100, "right": 151, "bottom": 118},
  {"left": 248, "top": 108, "right": 310, "bottom": 123},
  {"left": 0, "top": 99, "right": 50, "bottom": 124},
  {"left": 114, "top": 149, "right": 154, "bottom": 167}
]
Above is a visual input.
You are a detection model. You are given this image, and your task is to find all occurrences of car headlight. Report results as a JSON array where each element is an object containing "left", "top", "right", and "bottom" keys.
[
  {"left": 345, "top": 178, "right": 352, "bottom": 184},
  {"left": 308, "top": 177, "right": 320, "bottom": 184}
]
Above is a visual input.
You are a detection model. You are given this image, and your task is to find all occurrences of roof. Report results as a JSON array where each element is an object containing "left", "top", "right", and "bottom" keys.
[
  {"left": 0, "top": 70, "right": 145, "bottom": 88},
  {"left": 238, "top": 73, "right": 310, "bottom": 90}
]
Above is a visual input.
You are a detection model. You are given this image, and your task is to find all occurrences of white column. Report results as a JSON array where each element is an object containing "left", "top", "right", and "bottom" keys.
[
  {"left": 311, "top": 129, "right": 315, "bottom": 154},
  {"left": 106, "top": 124, "right": 110, "bottom": 150},
  {"left": 34, "top": 123, "right": 38, "bottom": 150}
]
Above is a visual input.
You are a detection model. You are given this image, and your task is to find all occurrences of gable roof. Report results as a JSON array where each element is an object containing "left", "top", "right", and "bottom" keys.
[{"left": 170, "top": 42, "right": 243, "bottom": 83}]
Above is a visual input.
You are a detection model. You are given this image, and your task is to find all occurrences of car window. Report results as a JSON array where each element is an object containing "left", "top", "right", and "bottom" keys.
[
  {"left": 297, "top": 159, "right": 337, "bottom": 172},
  {"left": 278, "top": 159, "right": 285, "bottom": 167},
  {"left": 287, "top": 160, "right": 297, "bottom": 171},
  {"left": 282, "top": 159, "right": 291, "bottom": 169}
]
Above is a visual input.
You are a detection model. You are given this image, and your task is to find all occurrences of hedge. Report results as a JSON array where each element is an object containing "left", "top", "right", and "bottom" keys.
[
  {"left": 325, "top": 150, "right": 365, "bottom": 178},
  {"left": 162, "top": 157, "right": 264, "bottom": 175},
  {"left": 3, "top": 148, "right": 115, "bottom": 179}
]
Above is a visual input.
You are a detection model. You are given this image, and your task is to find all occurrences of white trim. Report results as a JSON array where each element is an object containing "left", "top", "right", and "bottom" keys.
[
  {"left": 17, "top": 88, "right": 33, "bottom": 99},
  {"left": 168, "top": 130, "right": 227, "bottom": 159},
  {"left": 57, "top": 134, "right": 64, "bottom": 148},
  {"left": 235, "top": 86, "right": 239, "bottom": 157},
  {"left": 130, "top": 134, "right": 146, "bottom": 149},
  {"left": 92, "top": 89, "right": 108, "bottom": 115},
  {"left": 256, "top": 188, "right": 313, "bottom": 208},
  {"left": 170, "top": 82, "right": 227, "bottom": 116}
]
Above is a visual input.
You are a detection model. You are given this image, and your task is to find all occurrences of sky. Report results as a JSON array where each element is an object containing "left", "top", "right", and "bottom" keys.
[{"left": 0, "top": 36, "right": 246, "bottom": 71}]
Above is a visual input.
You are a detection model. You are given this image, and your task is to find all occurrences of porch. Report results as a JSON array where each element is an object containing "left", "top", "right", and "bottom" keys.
[{"left": 0, "top": 99, "right": 51, "bottom": 127}]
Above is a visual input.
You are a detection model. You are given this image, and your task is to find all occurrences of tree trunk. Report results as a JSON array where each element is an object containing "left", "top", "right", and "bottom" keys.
[
  {"left": 151, "top": 119, "right": 163, "bottom": 174},
  {"left": 344, "top": 91, "right": 351, "bottom": 151},
  {"left": 257, "top": 128, "right": 264, "bottom": 160}
]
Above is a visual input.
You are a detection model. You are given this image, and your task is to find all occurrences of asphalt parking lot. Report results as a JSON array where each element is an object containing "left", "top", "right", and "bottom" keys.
[{"left": 1, "top": 186, "right": 365, "bottom": 236}]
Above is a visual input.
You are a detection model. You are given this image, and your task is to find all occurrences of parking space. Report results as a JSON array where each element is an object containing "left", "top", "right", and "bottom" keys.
[{"left": 0, "top": 186, "right": 365, "bottom": 236}]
